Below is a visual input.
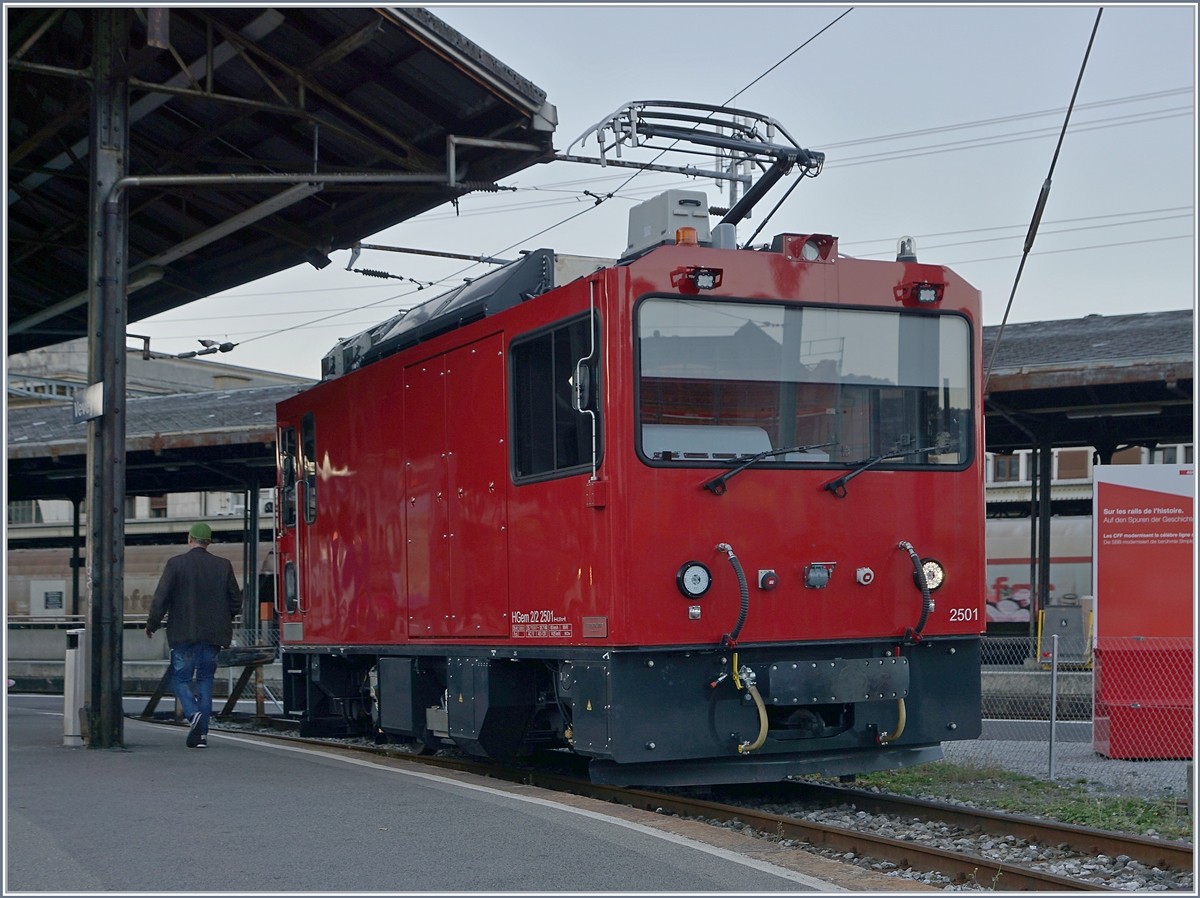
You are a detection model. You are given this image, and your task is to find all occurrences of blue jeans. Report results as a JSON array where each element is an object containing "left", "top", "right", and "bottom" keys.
[{"left": 170, "top": 643, "right": 220, "bottom": 734}]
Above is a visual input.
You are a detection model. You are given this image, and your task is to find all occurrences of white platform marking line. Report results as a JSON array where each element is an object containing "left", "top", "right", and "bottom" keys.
[{"left": 214, "top": 732, "right": 845, "bottom": 891}]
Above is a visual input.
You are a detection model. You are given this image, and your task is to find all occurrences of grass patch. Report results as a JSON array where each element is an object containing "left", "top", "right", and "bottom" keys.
[{"left": 847, "top": 760, "right": 1193, "bottom": 843}]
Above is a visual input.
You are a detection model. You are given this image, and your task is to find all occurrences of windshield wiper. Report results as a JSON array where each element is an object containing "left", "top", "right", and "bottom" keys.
[
  {"left": 823, "top": 443, "right": 948, "bottom": 498},
  {"left": 703, "top": 441, "right": 836, "bottom": 496}
]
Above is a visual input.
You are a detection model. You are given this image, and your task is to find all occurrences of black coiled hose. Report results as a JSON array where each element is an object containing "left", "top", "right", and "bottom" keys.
[
  {"left": 898, "top": 540, "right": 933, "bottom": 643},
  {"left": 717, "top": 543, "right": 749, "bottom": 648}
]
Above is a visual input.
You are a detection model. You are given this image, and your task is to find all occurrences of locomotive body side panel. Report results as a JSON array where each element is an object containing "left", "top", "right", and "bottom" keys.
[
  {"left": 404, "top": 354, "right": 449, "bottom": 636},
  {"left": 278, "top": 360, "right": 408, "bottom": 646},
  {"left": 446, "top": 333, "right": 510, "bottom": 636},
  {"left": 279, "top": 271, "right": 617, "bottom": 650},
  {"left": 401, "top": 334, "right": 513, "bottom": 638}
]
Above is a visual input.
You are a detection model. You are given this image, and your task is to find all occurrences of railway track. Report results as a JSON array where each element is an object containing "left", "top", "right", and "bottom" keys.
[
  {"left": 779, "top": 780, "right": 1192, "bottom": 873},
  {"left": 179, "top": 715, "right": 1191, "bottom": 891}
]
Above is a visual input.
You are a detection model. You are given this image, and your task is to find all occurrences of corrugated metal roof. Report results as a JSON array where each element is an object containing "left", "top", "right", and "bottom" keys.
[
  {"left": 8, "top": 383, "right": 308, "bottom": 453},
  {"left": 982, "top": 310, "right": 1192, "bottom": 453},
  {"left": 983, "top": 308, "right": 1193, "bottom": 372}
]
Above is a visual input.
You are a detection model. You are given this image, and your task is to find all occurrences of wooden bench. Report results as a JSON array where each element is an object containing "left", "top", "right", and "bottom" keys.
[{"left": 139, "top": 645, "right": 277, "bottom": 719}]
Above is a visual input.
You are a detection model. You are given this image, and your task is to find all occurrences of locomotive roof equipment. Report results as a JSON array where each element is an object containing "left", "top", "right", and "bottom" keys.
[{"left": 566, "top": 100, "right": 824, "bottom": 232}]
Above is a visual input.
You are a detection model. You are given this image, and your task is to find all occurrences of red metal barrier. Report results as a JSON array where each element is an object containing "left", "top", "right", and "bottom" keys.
[{"left": 1093, "top": 637, "right": 1193, "bottom": 760}]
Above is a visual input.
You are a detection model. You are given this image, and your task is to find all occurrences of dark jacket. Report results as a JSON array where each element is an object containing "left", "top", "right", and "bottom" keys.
[{"left": 147, "top": 547, "right": 242, "bottom": 648}]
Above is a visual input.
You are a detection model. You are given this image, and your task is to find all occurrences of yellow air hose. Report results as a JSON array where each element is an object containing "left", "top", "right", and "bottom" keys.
[
  {"left": 739, "top": 682, "right": 769, "bottom": 754},
  {"left": 878, "top": 698, "right": 907, "bottom": 744},
  {"left": 731, "top": 652, "right": 769, "bottom": 754}
]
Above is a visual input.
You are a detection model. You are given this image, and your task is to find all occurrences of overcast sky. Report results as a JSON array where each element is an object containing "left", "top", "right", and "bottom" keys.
[{"left": 134, "top": 4, "right": 1196, "bottom": 380}]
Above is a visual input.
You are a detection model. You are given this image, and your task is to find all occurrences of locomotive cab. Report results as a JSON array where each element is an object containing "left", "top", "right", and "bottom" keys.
[{"left": 276, "top": 177, "right": 986, "bottom": 786}]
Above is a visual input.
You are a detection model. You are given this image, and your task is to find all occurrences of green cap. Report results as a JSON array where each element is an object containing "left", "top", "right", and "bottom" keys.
[{"left": 189, "top": 522, "right": 213, "bottom": 541}]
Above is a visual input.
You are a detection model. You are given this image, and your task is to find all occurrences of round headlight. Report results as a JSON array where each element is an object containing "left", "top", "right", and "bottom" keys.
[
  {"left": 800, "top": 239, "right": 822, "bottom": 262},
  {"left": 919, "top": 558, "right": 945, "bottom": 591},
  {"left": 677, "top": 561, "right": 712, "bottom": 599}
]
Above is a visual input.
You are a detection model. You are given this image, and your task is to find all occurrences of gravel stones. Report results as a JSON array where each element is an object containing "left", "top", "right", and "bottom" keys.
[{"left": 741, "top": 798, "right": 1193, "bottom": 891}]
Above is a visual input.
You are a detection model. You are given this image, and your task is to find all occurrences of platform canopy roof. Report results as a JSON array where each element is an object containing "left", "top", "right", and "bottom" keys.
[
  {"left": 983, "top": 309, "right": 1193, "bottom": 455},
  {"left": 7, "top": 6, "right": 556, "bottom": 355},
  {"left": 7, "top": 383, "right": 309, "bottom": 502}
]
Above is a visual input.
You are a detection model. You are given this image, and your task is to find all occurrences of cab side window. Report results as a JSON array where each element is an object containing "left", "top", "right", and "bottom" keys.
[
  {"left": 301, "top": 413, "right": 317, "bottom": 524},
  {"left": 511, "top": 314, "right": 601, "bottom": 480},
  {"left": 279, "top": 426, "right": 297, "bottom": 528}
]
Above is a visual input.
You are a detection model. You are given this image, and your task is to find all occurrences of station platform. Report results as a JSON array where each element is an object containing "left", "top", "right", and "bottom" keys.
[{"left": 6, "top": 695, "right": 927, "bottom": 892}]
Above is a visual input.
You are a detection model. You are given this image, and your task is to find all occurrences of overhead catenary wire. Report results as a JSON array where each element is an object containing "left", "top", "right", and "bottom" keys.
[
  {"left": 499, "top": 6, "right": 854, "bottom": 253},
  {"left": 234, "top": 287, "right": 422, "bottom": 346},
  {"left": 841, "top": 205, "right": 1192, "bottom": 251},
  {"left": 826, "top": 106, "right": 1187, "bottom": 169},
  {"left": 412, "top": 101, "right": 1187, "bottom": 225},
  {"left": 140, "top": 10, "right": 1187, "bottom": 361},
  {"left": 845, "top": 211, "right": 1192, "bottom": 257},
  {"left": 726, "top": 8, "right": 853, "bottom": 103},
  {"left": 817, "top": 85, "right": 1190, "bottom": 150},
  {"left": 144, "top": 221, "right": 1190, "bottom": 338},
  {"left": 493, "top": 8, "right": 854, "bottom": 251},
  {"left": 229, "top": 12, "right": 854, "bottom": 352},
  {"left": 943, "top": 232, "right": 1191, "bottom": 267},
  {"left": 983, "top": 8, "right": 1104, "bottom": 392},
  {"left": 144, "top": 200, "right": 1191, "bottom": 331},
  {"left": 420, "top": 86, "right": 1186, "bottom": 198},
  {"left": 146, "top": 224, "right": 1191, "bottom": 346}
]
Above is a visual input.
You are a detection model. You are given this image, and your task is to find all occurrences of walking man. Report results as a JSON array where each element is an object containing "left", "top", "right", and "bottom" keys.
[{"left": 146, "top": 522, "right": 242, "bottom": 747}]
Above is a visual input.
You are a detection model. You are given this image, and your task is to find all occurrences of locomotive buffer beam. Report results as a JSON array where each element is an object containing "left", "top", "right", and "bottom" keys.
[{"left": 766, "top": 657, "right": 910, "bottom": 706}]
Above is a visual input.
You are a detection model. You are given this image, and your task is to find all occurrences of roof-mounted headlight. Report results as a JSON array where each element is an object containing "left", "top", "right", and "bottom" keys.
[{"left": 670, "top": 266, "right": 723, "bottom": 292}]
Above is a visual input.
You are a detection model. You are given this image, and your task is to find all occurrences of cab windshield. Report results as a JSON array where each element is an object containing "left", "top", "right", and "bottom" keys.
[{"left": 637, "top": 298, "right": 972, "bottom": 467}]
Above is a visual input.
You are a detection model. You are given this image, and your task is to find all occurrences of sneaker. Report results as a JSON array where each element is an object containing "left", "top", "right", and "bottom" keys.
[
  {"left": 196, "top": 735, "right": 208, "bottom": 748},
  {"left": 186, "top": 712, "right": 203, "bottom": 748}
]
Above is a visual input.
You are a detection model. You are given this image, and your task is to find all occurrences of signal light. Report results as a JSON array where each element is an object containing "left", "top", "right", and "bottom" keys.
[
  {"left": 670, "top": 266, "right": 723, "bottom": 292},
  {"left": 893, "top": 280, "right": 944, "bottom": 305},
  {"left": 676, "top": 227, "right": 699, "bottom": 246}
]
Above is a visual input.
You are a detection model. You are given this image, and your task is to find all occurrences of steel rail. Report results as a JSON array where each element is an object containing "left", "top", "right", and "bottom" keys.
[
  {"left": 147, "top": 717, "right": 1171, "bottom": 890},
  {"left": 782, "top": 780, "right": 1193, "bottom": 874}
]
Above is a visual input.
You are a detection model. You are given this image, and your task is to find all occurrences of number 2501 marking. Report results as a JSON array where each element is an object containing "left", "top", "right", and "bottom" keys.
[{"left": 949, "top": 607, "right": 978, "bottom": 622}]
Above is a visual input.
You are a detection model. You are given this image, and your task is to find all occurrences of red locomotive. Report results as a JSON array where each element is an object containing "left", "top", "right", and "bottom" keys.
[{"left": 276, "top": 104, "right": 985, "bottom": 785}]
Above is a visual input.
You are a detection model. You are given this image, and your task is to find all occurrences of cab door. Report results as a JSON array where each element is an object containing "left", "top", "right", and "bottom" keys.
[
  {"left": 278, "top": 412, "right": 317, "bottom": 637},
  {"left": 296, "top": 411, "right": 318, "bottom": 622},
  {"left": 277, "top": 420, "right": 301, "bottom": 637}
]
